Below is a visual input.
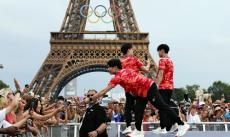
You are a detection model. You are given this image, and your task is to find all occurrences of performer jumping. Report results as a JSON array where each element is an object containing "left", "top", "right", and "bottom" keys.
[{"left": 84, "top": 59, "right": 190, "bottom": 137}]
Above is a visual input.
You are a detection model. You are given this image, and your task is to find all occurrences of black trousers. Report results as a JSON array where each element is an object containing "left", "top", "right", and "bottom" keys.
[
  {"left": 125, "top": 92, "right": 136, "bottom": 127},
  {"left": 159, "top": 90, "right": 172, "bottom": 104},
  {"left": 148, "top": 84, "right": 183, "bottom": 126},
  {"left": 125, "top": 92, "right": 149, "bottom": 130},
  {"left": 159, "top": 90, "right": 173, "bottom": 130},
  {"left": 134, "top": 96, "right": 148, "bottom": 130},
  {"left": 134, "top": 83, "right": 184, "bottom": 131}
]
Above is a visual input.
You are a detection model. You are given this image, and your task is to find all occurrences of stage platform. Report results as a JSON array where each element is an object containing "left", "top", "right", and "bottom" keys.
[{"left": 120, "top": 131, "right": 229, "bottom": 137}]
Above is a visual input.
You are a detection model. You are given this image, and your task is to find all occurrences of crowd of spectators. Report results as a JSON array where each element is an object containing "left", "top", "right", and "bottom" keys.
[
  {"left": 101, "top": 94, "right": 230, "bottom": 124},
  {"left": 0, "top": 79, "right": 230, "bottom": 136}
]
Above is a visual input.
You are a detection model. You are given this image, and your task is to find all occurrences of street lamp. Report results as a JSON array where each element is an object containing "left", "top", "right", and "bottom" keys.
[{"left": 0, "top": 64, "right": 3, "bottom": 69}]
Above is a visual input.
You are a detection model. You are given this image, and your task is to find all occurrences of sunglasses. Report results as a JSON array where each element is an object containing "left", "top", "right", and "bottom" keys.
[{"left": 87, "top": 94, "right": 94, "bottom": 98}]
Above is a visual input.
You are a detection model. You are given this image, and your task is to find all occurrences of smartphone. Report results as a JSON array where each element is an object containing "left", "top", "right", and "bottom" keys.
[
  {"left": 145, "top": 54, "right": 148, "bottom": 60},
  {"left": 27, "top": 119, "right": 33, "bottom": 126},
  {"left": 29, "top": 101, "right": 35, "bottom": 110},
  {"left": 64, "top": 101, "right": 69, "bottom": 109}
]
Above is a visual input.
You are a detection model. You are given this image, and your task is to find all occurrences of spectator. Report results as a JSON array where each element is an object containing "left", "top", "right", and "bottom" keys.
[
  {"left": 178, "top": 102, "right": 187, "bottom": 122},
  {"left": 187, "top": 105, "right": 201, "bottom": 123},
  {"left": 200, "top": 110, "right": 209, "bottom": 122},
  {"left": 79, "top": 90, "right": 108, "bottom": 137},
  {"left": 224, "top": 103, "right": 230, "bottom": 122},
  {"left": 0, "top": 88, "right": 16, "bottom": 124},
  {"left": 210, "top": 106, "right": 225, "bottom": 122},
  {"left": 143, "top": 108, "right": 155, "bottom": 122},
  {"left": 112, "top": 102, "right": 124, "bottom": 122}
]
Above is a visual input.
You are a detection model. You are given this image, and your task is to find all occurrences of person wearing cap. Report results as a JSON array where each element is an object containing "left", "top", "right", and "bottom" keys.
[{"left": 211, "top": 106, "right": 225, "bottom": 122}]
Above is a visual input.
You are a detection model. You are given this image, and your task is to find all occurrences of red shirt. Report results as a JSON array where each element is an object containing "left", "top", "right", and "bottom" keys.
[
  {"left": 5, "top": 113, "right": 14, "bottom": 124},
  {"left": 157, "top": 57, "right": 174, "bottom": 90},
  {"left": 109, "top": 69, "right": 154, "bottom": 97},
  {"left": 121, "top": 55, "right": 143, "bottom": 73}
]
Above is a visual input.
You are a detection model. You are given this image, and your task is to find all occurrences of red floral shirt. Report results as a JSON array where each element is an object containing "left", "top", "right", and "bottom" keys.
[
  {"left": 121, "top": 55, "right": 143, "bottom": 73},
  {"left": 157, "top": 57, "right": 174, "bottom": 90},
  {"left": 109, "top": 69, "right": 154, "bottom": 97}
]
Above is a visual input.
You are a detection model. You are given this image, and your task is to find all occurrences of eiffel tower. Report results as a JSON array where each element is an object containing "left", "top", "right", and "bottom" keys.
[{"left": 30, "top": 0, "right": 153, "bottom": 98}]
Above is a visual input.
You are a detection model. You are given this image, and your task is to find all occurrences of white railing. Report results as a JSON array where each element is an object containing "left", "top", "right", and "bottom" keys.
[{"left": 47, "top": 122, "right": 230, "bottom": 137}]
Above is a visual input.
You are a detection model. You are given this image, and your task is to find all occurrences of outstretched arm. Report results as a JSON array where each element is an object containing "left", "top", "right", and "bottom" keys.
[
  {"left": 14, "top": 78, "right": 21, "bottom": 91},
  {"left": 84, "top": 85, "right": 113, "bottom": 103},
  {"left": 31, "top": 106, "right": 62, "bottom": 121},
  {"left": 13, "top": 114, "right": 30, "bottom": 128}
]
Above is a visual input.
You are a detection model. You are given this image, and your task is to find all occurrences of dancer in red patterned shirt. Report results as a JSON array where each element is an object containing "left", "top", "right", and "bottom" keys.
[
  {"left": 153, "top": 44, "right": 178, "bottom": 134},
  {"left": 84, "top": 59, "right": 190, "bottom": 137},
  {"left": 120, "top": 43, "right": 150, "bottom": 134}
]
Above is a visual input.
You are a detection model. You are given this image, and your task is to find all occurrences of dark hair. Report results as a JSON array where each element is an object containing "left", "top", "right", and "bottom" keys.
[
  {"left": 25, "top": 84, "right": 29, "bottom": 88},
  {"left": 121, "top": 43, "right": 132, "bottom": 55},
  {"left": 88, "top": 89, "right": 97, "bottom": 94},
  {"left": 57, "top": 96, "right": 65, "bottom": 101},
  {"left": 24, "top": 98, "right": 38, "bottom": 111},
  {"left": 157, "top": 44, "right": 170, "bottom": 53},
  {"left": 107, "top": 59, "right": 122, "bottom": 69}
]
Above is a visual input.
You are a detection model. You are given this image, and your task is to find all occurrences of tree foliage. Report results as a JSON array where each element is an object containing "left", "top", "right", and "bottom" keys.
[
  {"left": 0, "top": 80, "right": 9, "bottom": 90},
  {"left": 185, "top": 84, "right": 200, "bottom": 101},
  {"left": 172, "top": 88, "right": 186, "bottom": 102},
  {"left": 208, "top": 81, "right": 230, "bottom": 102}
]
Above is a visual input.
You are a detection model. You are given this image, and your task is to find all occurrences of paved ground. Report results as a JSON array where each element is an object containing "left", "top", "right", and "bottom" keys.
[{"left": 120, "top": 131, "right": 229, "bottom": 137}]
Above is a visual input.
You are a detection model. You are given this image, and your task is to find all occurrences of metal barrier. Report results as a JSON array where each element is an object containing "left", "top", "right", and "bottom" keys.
[
  {"left": 46, "top": 122, "right": 230, "bottom": 137},
  {"left": 1, "top": 122, "right": 228, "bottom": 137}
]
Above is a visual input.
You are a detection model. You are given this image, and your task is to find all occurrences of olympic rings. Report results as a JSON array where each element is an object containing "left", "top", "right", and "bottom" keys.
[
  {"left": 94, "top": 5, "right": 107, "bottom": 18},
  {"left": 87, "top": 11, "right": 100, "bottom": 24},
  {"left": 79, "top": 4, "right": 121, "bottom": 24},
  {"left": 101, "top": 5, "right": 121, "bottom": 24},
  {"left": 80, "top": 5, "right": 93, "bottom": 18}
]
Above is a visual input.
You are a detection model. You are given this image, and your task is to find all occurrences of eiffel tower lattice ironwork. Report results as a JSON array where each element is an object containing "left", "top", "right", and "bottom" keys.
[{"left": 30, "top": 0, "right": 153, "bottom": 98}]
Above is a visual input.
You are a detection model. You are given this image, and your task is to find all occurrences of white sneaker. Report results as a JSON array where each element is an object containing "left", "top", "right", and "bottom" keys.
[
  {"left": 127, "top": 129, "right": 144, "bottom": 137},
  {"left": 152, "top": 127, "right": 167, "bottom": 134},
  {"left": 122, "top": 126, "right": 132, "bottom": 134},
  {"left": 176, "top": 123, "right": 190, "bottom": 136},
  {"left": 170, "top": 123, "right": 178, "bottom": 133}
]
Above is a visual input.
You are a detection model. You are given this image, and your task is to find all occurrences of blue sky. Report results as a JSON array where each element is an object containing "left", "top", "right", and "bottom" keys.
[{"left": 0, "top": 0, "right": 230, "bottom": 96}]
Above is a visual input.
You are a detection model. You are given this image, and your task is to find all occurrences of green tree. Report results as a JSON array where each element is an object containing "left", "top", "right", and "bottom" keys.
[
  {"left": 208, "top": 81, "right": 230, "bottom": 102},
  {"left": 172, "top": 88, "right": 187, "bottom": 102},
  {"left": 0, "top": 80, "right": 9, "bottom": 90},
  {"left": 185, "top": 84, "right": 200, "bottom": 101}
]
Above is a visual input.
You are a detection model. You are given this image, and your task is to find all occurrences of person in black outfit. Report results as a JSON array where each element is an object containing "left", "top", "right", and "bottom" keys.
[{"left": 79, "top": 89, "right": 108, "bottom": 137}]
